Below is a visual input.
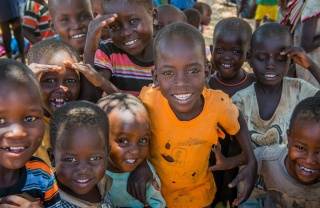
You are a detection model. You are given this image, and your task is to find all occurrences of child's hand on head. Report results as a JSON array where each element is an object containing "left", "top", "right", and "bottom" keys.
[
  {"left": 281, "top": 46, "right": 314, "bottom": 69},
  {"left": 28, "top": 63, "right": 62, "bottom": 77},
  {"left": 0, "top": 193, "right": 44, "bottom": 207},
  {"left": 85, "top": 14, "right": 117, "bottom": 53}
]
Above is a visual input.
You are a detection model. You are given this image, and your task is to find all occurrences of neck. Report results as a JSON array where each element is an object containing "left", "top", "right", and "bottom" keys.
[
  {"left": 0, "top": 167, "right": 20, "bottom": 188},
  {"left": 134, "top": 38, "right": 154, "bottom": 63},
  {"left": 255, "top": 80, "right": 283, "bottom": 94}
]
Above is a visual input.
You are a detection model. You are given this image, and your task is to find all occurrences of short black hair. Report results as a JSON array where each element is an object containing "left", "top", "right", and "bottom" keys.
[
  {"left": 183, "top": 8, "right": 202, "bottom": 29},
  {"left": 214, "top": 17, "right": 252, "bottom": 49},
  {"left": 101, "top": 0, "right": 155, "bottom": 15},
  {"left": 157, "top": 4, "right": 187, "bottom": 22},
  {"left": 154, "top": 22, "right": 206, "bottom": 64},
  {"left": 50, "top": 101, "right": 109, "bottom": 150},
  {"left": 0, "top": 59, "right": 40, "bottom": 92},
  {"left": 192, "top": 2, "right": 211, "bottom": 14},
  {"left": 27, "top": 38, "right": 81, "bottom": 64},
  {"left": 48, "top": 0, "right": 94, "bottom": 18},
  {"left": 289, "top": 96, "right": 320, "bottom": 130},
  {"left": 251, "top": 23, "right": 292, "bottom": 52},
  {"left": 98, "top": 93, "right": 148, "bottom": 117}
]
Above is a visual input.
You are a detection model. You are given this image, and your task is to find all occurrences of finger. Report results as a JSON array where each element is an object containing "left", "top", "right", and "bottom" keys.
[
  {"left": 0, "top": 195, "right": 27, "bottom": 206},
  {"left": 150, "top": 176, "right": 160, "bottom": 191},
  {"left": 228, "top": 174, "right": 243, "bottom": 188},
  {"left": 208, "top": 165, "right": 218, "bottom": 172},
  {"left": 16, "top": 193, "right": 37, "bottom": 202}
]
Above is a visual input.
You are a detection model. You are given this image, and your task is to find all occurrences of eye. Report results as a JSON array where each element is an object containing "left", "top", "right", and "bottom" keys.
[
  {"left": 43, "top": 78, "right": 55, "bottom": 83},
  {"left": 256, "top": 55, "right": 266, "bottom": 61},
  {"left": 154, "top": 25, "right": 162, "bottom": 30},
  {"left": 276, "top": 55, "right": 287, "bottom": 62},
  {"left": 215, "top": 48, "right": 223, "bottom": 52},
  {"left": 233, "top": 50, "right": 241, "bottom": 54},
  {"left": 80, "top": 15, "right": 88, "bottom": 21},
  {"left": 295, "top": 145, "right": 305, "bottom": 151},
  {"left": 162, "top": 70, "right": 174, "bottom": 75},
  {"left": 109, "top": 24, "right": 119, "bottom": 30},
  {"left": 0, "top": 118, "right": 5, "bottom": 124},
  {"left": 61, "top": 17, "right": 69, "bottom": 22},
  {"left": 139, "top": 138, "right": 149, "bottom": 144},
  {"left": 130, "top": 19, "right": 139, "bottom": 24},
  {"left": 65, "top": 158, "right": 77, "bottom": 162},
  {"left": 24, "top": 116, "right": 36, "bottom": 122},
  {"left": 118, "top": 138, "right": 128, "bottom": 144},
  {"left": 66, "top": 79, "right": 77, "bottom": 83},
  {"left": 90, "top": 156, "right": 102, "bottom": 161},
  {"left": 188, "top": 68, "right": 200, "bottom": 74}
]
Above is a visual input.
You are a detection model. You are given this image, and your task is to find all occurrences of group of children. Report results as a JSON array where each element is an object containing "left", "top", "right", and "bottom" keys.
[{"left": 0, "top": 0, "right": 319, "bottom": 208}]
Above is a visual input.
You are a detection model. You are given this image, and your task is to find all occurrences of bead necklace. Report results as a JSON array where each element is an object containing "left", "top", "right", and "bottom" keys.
[{"left": 215, "top": 68, "right": 248, "bottom": 87}]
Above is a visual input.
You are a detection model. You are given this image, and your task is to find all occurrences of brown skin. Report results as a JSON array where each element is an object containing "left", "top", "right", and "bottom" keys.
[{"left": 300, "top": 16, "right": 320, "bottom": 53}]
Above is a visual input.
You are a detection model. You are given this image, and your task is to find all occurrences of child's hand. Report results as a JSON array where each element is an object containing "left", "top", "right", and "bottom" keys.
[
  {"left": 208, "top": 143, "right": 229, "bottom": 171},
  {"left": 85, "top": 14, "right": 117, "bottom": 53},
  {"left": 228, "top": 162, "right": 256, "bottom": 207},
  {"left": 0, "top": 193, "right": 44, "bottom": 207},
  {"left": 127, "top": 160, "right": 160, "bottom": 206},
  {"left": 281, "top": 46, "right": 313, "bottom": 69},
  {"left": 28, "top": 63, "right": 62, "bottom": 77}
]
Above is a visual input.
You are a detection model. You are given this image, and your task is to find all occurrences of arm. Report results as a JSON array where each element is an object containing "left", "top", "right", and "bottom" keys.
[
  {"left": 22, "top": 28, "right": 40, "bottom": 45},
  {"left": 300, "top": 16, "right": 320, "bottom": 53},
  {"left": 0, "top": 193, "right": 44, "bottom": 207},
  {"left": 229, "top": 111, "right": 257, "bottom": 207},
  {"left": 281, "top": 46, "right": 320, "bottom": 84}
]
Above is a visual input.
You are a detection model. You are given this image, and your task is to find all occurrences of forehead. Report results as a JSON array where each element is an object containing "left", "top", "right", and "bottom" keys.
[
  {"left": 251, "top": 35, "right": 290, "bottom": 53},
  {"left": 103, "top": 0, "right": 149, "bottom": 15},
  {"left": 290, "top": 121, "right": 320, "bottom": 147},
  {"left": 51, "top": 0, "right": 92, "bottom": 14},
  {"left": 0, "top": 81, "right": 41, "bottom": 101},
  {"left": 214, "top": 31, "right": 247, "bottom": 47},
  {"left": 41, "top": 50, "right": 78, "bottom": 65}
]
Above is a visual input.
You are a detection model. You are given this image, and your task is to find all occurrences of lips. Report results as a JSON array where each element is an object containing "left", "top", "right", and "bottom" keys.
[
  {"left": 124, "top": 39, "right": 138, "bottom": 46},
  {"left": 221, "top": 63, "right": 233, "bottom": 69},
  {"left": 125, "top": 159, "right": 137, "bottom": 165},
  {"left": 173, "top": 94, "right": 192, "bottom": 101},
  {"left": 264, "top": 73, "right": 276, "bottom": 78},
  {"left": 1, "top": 146, "right": 26, "bottom": 153},
  {"left": 75, "top": 179, "right": 90, "bottom": 183},
  {"left": 299, "top": 165, "right": 318, "bottom": 175},
  {"left": 50, "top": 98, "right": 69, "bottom": 108},
  {"left": 71, "top": 34, "right": 86, "bottom": 39}
]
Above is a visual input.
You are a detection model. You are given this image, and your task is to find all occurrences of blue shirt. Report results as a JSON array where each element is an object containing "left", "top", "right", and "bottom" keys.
[{"left": 170, "top": 0, "right": 195, "bottom": 9}]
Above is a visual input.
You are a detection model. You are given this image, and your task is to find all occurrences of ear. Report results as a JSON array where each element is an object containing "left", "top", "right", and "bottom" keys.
[
  {"left": 48, "top": 19, "right": 57, "bottom": 34},
  {"left": 152, "top": 8, "right": 159, "bottom": 26},
  {"left": 152, "top": 67, "right": 159, "bottom": 87},
  {"left": 286, "top": 129, "right": 291, "bottom": 147},
  {"left": 205, "top": 63, "right": 212, "bottom": 85},
  {"left": 46, "top": 148, "right": 56, "bottom": 167},
  {"left": 209, "top": 44, "right": 213, "bottom": 56},
  {"left": 246, "top": 50, "right": 252, "bottom": 67}
]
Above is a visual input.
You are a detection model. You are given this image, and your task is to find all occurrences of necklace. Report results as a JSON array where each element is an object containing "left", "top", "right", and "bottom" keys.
[{"left": 215, "top": 68, "right": 248, "bottom": 87}]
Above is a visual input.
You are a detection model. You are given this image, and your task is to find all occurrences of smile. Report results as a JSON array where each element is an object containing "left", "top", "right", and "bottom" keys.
[
  {"left": 125, "top": 159, "right": 137, "bottom": 164},
  {"left": 264, "top": 74, "right": 276, "bottom": 78},
  {"left": 174, "top": 94, "right": 191, "bottom": 100},
  {"left": 71, "top": 34, "right": 86, "bottom": 39},
  {"left": 299, "top": 165, "right": 317, "bottom": 175},
  {"left": 124, "top": 39, "right": 138, "bottom": 46},
  {"left": 221, "top": 64, "right": 232, "bottom": 68},
  {"left": 51, "top": 98, "right": 69, "bottom": 108},
  {"left": 75, "top": 179, "right": 90, "bottom": 183},
  {"left": 1, "top": 146, "right": 26, "bottom": 153}
]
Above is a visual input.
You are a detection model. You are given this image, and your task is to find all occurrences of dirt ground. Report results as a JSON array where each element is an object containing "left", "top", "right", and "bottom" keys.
[{"left": 199, "top": 0, "right": 255, "bottom": 71}]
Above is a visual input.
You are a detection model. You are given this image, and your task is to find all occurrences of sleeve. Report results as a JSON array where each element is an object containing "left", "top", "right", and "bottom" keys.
[
  {"left": 218, "top": 94, "right": 240, "bottom": 136},
  {"left": 301, "top": 1, "right": 320, "bottom": 21},
  {"left": 297, "top": 79, "right": 319, "bottom": 100},
  {"left": 23, "top": 2, "right": 38, "bottom": 32},
  {"left": 146, "top": 161, "right": 166, "bottom": 208},
  {"left": 94, "top": 44, "right": 114, "bottom": 73},
  {"left": 43, "top": 168, "right": 61, "bottom": 208}
]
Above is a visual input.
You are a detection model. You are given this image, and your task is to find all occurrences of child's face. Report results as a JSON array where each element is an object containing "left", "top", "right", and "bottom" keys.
[
  {"left": 104, "top": 0, "right": 156, "bottom": 59},
  {"left": 153, "top": 10, "right": 183, "bottom": 37},
  {"left": 53, "top": 127, "right": 108, "bottom": 197},
  {"left": 154, "top": 38, "right": 209, "bottom": 120},
  {"left": 0, "top": 85, "right": 44, "bottom": 170},
  {"left": 108, "top": 108, "right": 149, "bottom": 173},
  {"left": 249, "top": 36, "right": 290, "bottom": 87},
  {"left": 286, "top": 122, "right": 320, "bottom": 185},
  {"left": 201, "top": 8, "right": 211, "bottom": 26},
  {"left": 39, "top": 51, "right": 80, "bottom": 115},
  {"left": 212, "top": 32, "right": 247, "bottom": 79},
  {"left": 49, "top": 0, "right": 94, "bottom": 54}
]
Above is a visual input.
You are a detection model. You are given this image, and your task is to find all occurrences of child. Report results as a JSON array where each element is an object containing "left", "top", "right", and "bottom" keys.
[
  {"left": 0, "top": 59, "right": 60, "bottom": 207},
  {"left": 129, "top": 22, "right": 257, "bottom": 207},
  {"left": 93, "top": 0, "right": 158, "bottom": 96},
  {"left": 254, "top": 0, "right": 278, "bottom": 29},
  {"left": 98, "top": 93, "right": 166, "bottom": 208},
  {"left": 47, "top": 101, "right": 113, "bottom": 207},
  {"left": 208, "top": 17, "right": 256, "bottom": 207},
  {"left": 192, "top": 2, "right": 212, "bottom": 33},
  {"left": 231, "top": 23, "right": 320, "bottom": 207},
  {"left": 153, "top": 4, "right": 187, "bottom": 37},
  {"left": 27, "top": 38, "right": 117, "bottom": 164},
  {"left": 212, "top": 96, "right": 320, "bottom": 207},
  {"left": 183, "top": 8, "right": 202, "bottom": 29}
]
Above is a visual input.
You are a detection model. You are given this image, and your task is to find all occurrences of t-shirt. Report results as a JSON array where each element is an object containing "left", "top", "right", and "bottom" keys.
[
  {"left": 139, "top": 86, "right": 240, "bottom": 207},
  {"left": 170, "top": 0, "right": 195, "bottom": 9},
  {"left": 257, "top": 0, "right": 278, "bottom": 6},
  {"left": 0, "top": 156, "right": 60, "bottom": 208},
  {"left": 94, "top": 40, "right": 154, "bottom": 96},
  {"left": 106, "top": 161, "right": 165, "bottom": 208},
  {"left": 59, "top": 175, "right": 113, "bottom": 208},
  {"left": 232, "top": 77, "right": 318, "bottom": 198},
  {"left": 255, "top": 145, "right": 320, "bottom": 207},
  {"left": 23, "top": 0, "right": 54, "bottom": 42}
]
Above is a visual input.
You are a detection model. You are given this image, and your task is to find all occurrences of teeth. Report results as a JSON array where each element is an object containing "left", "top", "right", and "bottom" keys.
[
  {"left": 265, "top": 74, "right": 276, "bottom": 78},
  {"left": 51, "top": 98, "right": 68, "bottom": 108},
  {"left": 125, "top": 159, "right": 136, "bottom": 164},
  {"left": 124, "top": 39, "right": 138, "bottom": 46},
  {"left": 221, "top": 64, "right": 232, "bottom": 68},
  {"left": 76, "top": 179, "right": 89, "bottom": 183},
  {"left": 299, "top": 165, "right": 316, "bottom": 175},
  {"left": 174, "top": 94, "right": 191, "bottom": 100},
  {"left": 2, "top": 147, "right": 25, "bottom": 152},
  {"left": 71, "top": 34, "right": 86, "bottom": 39}
]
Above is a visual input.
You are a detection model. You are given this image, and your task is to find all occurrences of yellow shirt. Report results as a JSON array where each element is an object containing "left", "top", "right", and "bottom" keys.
[{"left": 139, "top": 87, "right": 240, "bottom": 207}]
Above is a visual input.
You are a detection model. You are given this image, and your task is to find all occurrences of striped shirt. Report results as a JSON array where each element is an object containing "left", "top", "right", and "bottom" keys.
[
  {"left": 0, "top": 156, "right": 61, "bottom": 208},
  {"left": 94, "top": 40, "right": 154, "bottom": 96},
  {"left": 23, "top": 0, "right": 54, "bottom": 42}
]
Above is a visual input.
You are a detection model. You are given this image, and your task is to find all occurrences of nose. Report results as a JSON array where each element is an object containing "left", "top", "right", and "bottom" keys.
[
  {"left": 5, "top": 123, "right": 27, "bottom": 139},
  {"left": 128, "top": 143, "right": 140, "bottom": 155},
  {"left": 71, "top": 19, "right": 82, "bottom": 30},
  {"left": 55, "top": 83, "right": 69, "bottom": 93},
  {"left": 266, "top": 56, "right": 276, "bottom": 69},
  {"left": 174, "top": 71, "right": 189, "bottom": 87},
  {"left": 305, "top": 151, "right": 317, "bottom": 165},
  {"left": 120, "top": 24, "right": 133, "bottom": 37},
  {"left": 77, "top": 161, "right": 91, "bottom": 174}
]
